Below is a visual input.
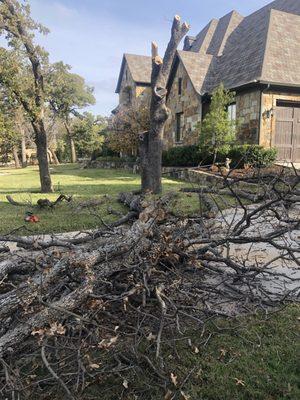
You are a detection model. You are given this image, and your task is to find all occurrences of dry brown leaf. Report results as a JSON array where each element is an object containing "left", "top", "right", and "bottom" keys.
[
  {"left": 219, "top": 348, "right": 227, "bottom": 358},
  {"left": 146, "top": 332, "right": 156, "bottom": 341},
  {"left": 234, "top": 378, "right": 246, "bottom": 386},
  {"left": 89, "top": 363, "right": 100, "bottom": 369},
  {"left": 180, "top": 391, "right": 191, "bottom": 400},
  {"left": 98, "top": 336, "right": 118, "bottom": 349},
  {"left": 170, "top": 372, "right": 178, "bottom": 387},
  {"left": 31, "top": 328, "right": 45, "bottom": 337},
  {"left": 49, "top": 322, "right": 66, "bottom": 336},
  {"left": 164, "top": 390, "right": 173, "bottom": 400}
]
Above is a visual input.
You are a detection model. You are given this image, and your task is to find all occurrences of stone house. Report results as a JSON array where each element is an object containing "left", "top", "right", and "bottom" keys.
[
  {"left": 115, "top": 0, "right": 300, "bottom": 162},
  {"left": 115, "top": 53, "right": 151, "bottom": 111}
]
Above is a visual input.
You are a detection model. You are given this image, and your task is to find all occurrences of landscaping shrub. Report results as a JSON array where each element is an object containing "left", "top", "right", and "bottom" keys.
[
  {"left": 229, "top": 145, "right": 277, "bottom": 168},
  {"left": 162, "top": 145, "right": 202, "bottom": 167},
  {"left": 91, "top": 145, "right": 118, "bottom": 161}
]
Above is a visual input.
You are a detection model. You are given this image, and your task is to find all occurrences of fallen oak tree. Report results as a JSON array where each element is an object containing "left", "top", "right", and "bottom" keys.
[{"left": 0, "top": 169, "right": 299, "bottom": 399}]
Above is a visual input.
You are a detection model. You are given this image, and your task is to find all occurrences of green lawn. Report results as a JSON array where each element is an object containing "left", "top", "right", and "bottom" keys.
[
  {"left": 0, "top": 164, "right": 204, "bottom": 235},
  {"left": 85, "top": 306, "right": 300, "bottom": 400}
]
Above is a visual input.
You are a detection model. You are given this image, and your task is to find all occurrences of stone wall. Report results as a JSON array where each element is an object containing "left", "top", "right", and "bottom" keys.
[
  {"left": 119, "top": 64, "right": 151, "bottom": 108},
  {"left": 260, "top": 91, "right": 300, "bottom": 148},
  {"left": 164, "top": 62, "right": 201, "bottom": 149},
  {"left": 236, "top": 89, "right": 261, "bottom": 144}
]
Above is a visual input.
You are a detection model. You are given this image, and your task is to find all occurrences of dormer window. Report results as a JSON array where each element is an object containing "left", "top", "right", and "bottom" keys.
[{"left": 178, "top": 78, "right": 182, "bottom": 96}]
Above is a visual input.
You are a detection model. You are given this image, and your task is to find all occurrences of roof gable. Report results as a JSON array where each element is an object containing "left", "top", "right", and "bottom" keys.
[
  {"left": 207, "top": 10, "right": 244, "bottom": 56},
  {"left": 190, "top": 19, "right": 219, "bottom": 53},
  {"left": 177, "top": 50, "right": 213, "bottom": 94},
  {"left": 115, "top": 54, "right": 152, "bottom": 93}
]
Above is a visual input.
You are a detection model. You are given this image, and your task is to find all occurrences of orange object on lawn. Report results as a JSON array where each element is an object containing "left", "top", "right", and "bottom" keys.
[{"left": 25, "top": 215, "right": 40, "bottom": 223}]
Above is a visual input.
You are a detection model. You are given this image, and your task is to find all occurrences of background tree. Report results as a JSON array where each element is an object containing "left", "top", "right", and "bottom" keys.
[
  {"left": 71, "top": 113, "right": 107, "bottom": 159},
  {"left": 47, "top": 62, "right": 96, "bottom": 163},
  {"left": 0, "top": 106, "right": 21, "bottom": 167},
  {"left": 0, "top": 0, "right": 53, "bottom": 192},
  {"left": 139, "top": 16, "right": 189, "bottom": 194},
  {"left": 199, "top": 83, "right": 236, "bottom": 164},
  {"left": 108, "top": 104, "right": 149, "bottom": 156}
]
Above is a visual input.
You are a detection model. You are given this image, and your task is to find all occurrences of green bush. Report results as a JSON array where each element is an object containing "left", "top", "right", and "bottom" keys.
[
  {"left": 162, "top": 146, "right": 201, "bottom": 167},
  {"left": 91, "top": 145, "right": 118, "bottom": 161},
  {"left": 161, "top": 144, "right": 277, "bottom": 169},
  {"left": 229, "top": 145, "right": 277, "bottom": 168}
]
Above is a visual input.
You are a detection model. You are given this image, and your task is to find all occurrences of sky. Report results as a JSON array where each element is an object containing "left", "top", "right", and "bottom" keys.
[{"left": 29, "top": 0, "right": 273, "bottom": 116}]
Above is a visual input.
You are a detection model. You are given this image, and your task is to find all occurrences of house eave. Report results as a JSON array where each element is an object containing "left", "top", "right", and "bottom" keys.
[{"left": 201, "top": 80, "right": 300, "bottom": 98}]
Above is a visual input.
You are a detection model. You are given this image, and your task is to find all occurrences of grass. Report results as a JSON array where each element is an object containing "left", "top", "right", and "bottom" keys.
[
  {"left": 0, "top": 164, "right": 210, "bottom": 235},
  {"left": 85, "top": 306, "right": 300, "bottom": 400}
]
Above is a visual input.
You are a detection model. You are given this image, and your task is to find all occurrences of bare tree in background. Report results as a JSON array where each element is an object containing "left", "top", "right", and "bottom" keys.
[{"left": 140, "top": 16, "right": 189, "bottom": 194}]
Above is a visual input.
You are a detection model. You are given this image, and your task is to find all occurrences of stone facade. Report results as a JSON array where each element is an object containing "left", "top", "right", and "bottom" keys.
[
  {"left": 164, "top": 62, "right": 201, "bottom": 149},
  {"left": 118, "top": 63, "right": 150, "bottom": 108},
  {"left": 260, "top": 91, "right": 300, "bottom": 148},
  {"left": 236, "top": 89, "right": 261, "bottom": 144}
]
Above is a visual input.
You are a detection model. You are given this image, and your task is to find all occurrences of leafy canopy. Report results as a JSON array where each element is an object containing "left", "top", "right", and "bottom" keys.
[
  {"left": 199, "top": 83, "right": 237, "bottom": 161},
  {"left": 47, "top": 62, "right": 95, "bottom": 121},
  {"left": 69, "top": 113, "right": 107, "bottom": 158}
]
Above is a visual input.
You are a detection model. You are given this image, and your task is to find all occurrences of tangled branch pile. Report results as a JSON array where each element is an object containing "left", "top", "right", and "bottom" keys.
[{"left": 0, "top": 168, "right": 299, "bottom": 399}]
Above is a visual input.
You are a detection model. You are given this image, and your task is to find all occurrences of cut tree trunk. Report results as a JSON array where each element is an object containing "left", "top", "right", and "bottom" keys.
[
  {"left": 33, "top": 120, "right": 54, "bottom": 193},
  {"left": 21, "top": 131, "right": 27, "bottom": 168},
  {"left": 12, "top": 146, "right": 21, "bottom": 168},
  {"left": 140, "top": 16, "right": 189, "bottom": 194}
]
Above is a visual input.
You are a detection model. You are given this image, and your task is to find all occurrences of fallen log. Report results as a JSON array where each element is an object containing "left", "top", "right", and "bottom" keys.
[
  {"left": 0, "top": 181, "right": 298, "bottom": 398},
  {"left": 6, "top": 194, "right": 72, "bottom": 208}
]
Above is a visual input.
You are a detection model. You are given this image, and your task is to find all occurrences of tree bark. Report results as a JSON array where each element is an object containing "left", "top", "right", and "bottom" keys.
[
  {"left": 49, "top": 148, "right": 60, "bottom": 165},
  {"left": 64, "top": 122, "right": 77, "bottom": 163},
  {"left": 33, "top": 119, "right": 53, "bottom": 193},
  {"left": 21, "top": 134, "right": 27, "bottom": 167},
  {"left": 140, "top": 17, "right": 189, "bottom": 194},
  {"left": 12, "top": 146, "right": 21, "bottom": 168},
  {"left": 70, "top": 137, "right": 77, "bottom": 163}
]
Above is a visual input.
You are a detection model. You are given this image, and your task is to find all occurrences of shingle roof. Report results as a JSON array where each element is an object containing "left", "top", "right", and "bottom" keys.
[
  {"left": 179, "top": 0, "right": 300, "bottom": 94},
  {"left": 177, "top": 51, "right": 213, "bottom": 94},
  {"left": 115, "top": 54, "right": 151, "bottom": 93},
  {"left": 210, "top": 0, "right": 300, "bottom": 91},
  {"left": 190, "top": 19, "right": 219, "bottom": 53},
  {"left": 261, "top": 9, "right": 300, "bottom": 85},
  {"left": 116, "top": 0, "right": 300, "bottom": 96},
  {"left": 206, "top": 11, "right": 244, "bottom": 56}
]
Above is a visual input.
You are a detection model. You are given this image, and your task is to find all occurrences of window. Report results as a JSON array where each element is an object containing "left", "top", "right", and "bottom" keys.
[
  {"left": 178, "top": 78, "right": 182, "bottom": 96},
  {"left": 277, "top": 99, "right": 300, "bottom": 108},
  {"left": 175, "top": 113, "right": 183, "bottom": 142},
  {"left": 228, "top": 103, "right": 236, "bottom": 121}
]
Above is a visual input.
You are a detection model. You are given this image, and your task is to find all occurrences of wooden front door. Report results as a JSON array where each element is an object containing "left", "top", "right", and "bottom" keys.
[{"left": 275, "top": 105, "right": 300, "bottom": 162}]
